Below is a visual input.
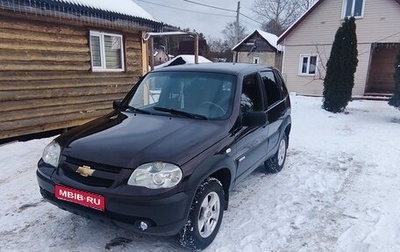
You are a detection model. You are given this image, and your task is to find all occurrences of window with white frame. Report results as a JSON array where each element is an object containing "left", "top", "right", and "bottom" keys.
[
  {"left": 299, "top": 55, "right": 317, "bottom": 75},
  {"left": 90, "top": 31, "right": 124, "bottom": 71},
  {"left": 342, "top": 0, "right": 364, "bottom": 18}
]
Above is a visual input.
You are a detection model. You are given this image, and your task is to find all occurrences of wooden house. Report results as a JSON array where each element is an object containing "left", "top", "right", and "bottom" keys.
[
  {"left": 232, "top": 30, "right": 283, "bottom": 70},
  {"left": 0, "top": 0, "right": 161, "bottom": 140},
  {"left": 178, "top": 39, "right": 208, "bottom": 57},
  {"left": 277, "top": 0, "right": 400, "bottom": 96}
]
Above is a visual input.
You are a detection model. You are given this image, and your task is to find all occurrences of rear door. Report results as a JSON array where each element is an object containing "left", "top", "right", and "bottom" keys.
[{"left": 260, "top": 70, "right": 285, "bottom": 156}]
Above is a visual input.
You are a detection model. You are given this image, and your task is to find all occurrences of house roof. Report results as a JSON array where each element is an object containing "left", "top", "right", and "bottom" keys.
[
  {"left": 277, "top": 0, "right": 400, "bottom": 45},
  {"left": 232, "top": 29, "right": 281, "bottom": 51},
  {"left": 51, "top": 0, "right": 156, "bottom": 21},
  {"left": 0, "top": 0, "right": 162, "bottom": 30}
]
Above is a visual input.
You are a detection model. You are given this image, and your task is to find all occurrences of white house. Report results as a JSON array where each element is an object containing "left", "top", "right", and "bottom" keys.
[{"left": 278, "top": 0, "right": 400, "bottom": 96}]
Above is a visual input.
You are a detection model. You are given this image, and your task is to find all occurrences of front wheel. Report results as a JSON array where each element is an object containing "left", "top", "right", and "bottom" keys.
[
  {"left": 265, "top": 133, "right": 288, "bottom": 173},
  {"left": 179, "top": 177, "right": 224, "bottom": 250}
]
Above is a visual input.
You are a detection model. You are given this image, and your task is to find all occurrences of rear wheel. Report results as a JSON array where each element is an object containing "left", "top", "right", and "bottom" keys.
[
  {"left": 179, "top": 177, "right": 224, "bottom": 250},
  {"left": 265, "top": 133, "right": 287, "bottom": 173}
]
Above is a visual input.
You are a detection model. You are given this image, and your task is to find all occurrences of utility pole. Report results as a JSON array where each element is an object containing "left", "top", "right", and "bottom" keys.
[
  {"left": 234, "top": 1, "right": 240, "bottom": 62},
  {"left": 235, "top": 1, "right": 240, "bottom": 45}
]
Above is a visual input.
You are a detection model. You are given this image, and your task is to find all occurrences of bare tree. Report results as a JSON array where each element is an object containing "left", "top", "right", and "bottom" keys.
[
  {"left": 302, "top": 44, "right": 329, "bottom": 86},
  {"left": 298, "top": 0, "right": 316, "bottom": 12},
  {"left": 222, "top": 21, "right": 247, "bottom": 49},
  {"left": 207, "top": 36, "right": 233, "bottom": 62},
  {"left": 208, "top": 37, "right": 228, "bottom": 52},
  {"left": 253, "top": 0, "right": 316, "bottom": 35},
  {"left": 262, "top": 19, "right": 285, "bottom": 36}
]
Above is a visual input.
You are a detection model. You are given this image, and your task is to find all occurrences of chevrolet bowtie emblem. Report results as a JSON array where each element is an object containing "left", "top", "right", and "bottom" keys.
[{"left": 76, "top": 165, "right": 95, "bottom": 177}]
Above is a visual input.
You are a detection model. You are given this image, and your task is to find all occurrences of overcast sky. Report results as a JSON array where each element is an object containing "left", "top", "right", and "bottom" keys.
[{"left": 134, "top": 0, "right": 261, "bottom": 40}]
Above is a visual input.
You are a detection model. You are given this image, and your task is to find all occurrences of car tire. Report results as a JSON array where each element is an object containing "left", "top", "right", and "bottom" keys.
[
  {"left": 179, "top": 177, "right": 224, "bottom": 250},
  {"left": 265, "top": 133, "right": 287, "bottom": 173}
]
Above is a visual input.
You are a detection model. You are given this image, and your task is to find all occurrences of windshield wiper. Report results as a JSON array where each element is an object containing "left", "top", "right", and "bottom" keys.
[
  {"left": 125, "top": 106, "right": 151, "bottom": 114},
  {"left": 153, "top": 106, "right": 208, "bottom": 120}
]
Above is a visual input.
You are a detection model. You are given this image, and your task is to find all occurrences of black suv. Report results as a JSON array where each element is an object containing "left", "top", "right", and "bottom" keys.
[{"left": 37, "top": 63, "right": 291, "bottom": 250}]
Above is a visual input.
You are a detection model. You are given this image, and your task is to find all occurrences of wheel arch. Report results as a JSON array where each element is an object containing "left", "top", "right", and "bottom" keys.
[
  {"left": 208, "top": 168, "right": 231, "bottom": 210},
  {"left": 285, "top": 123, "right": 291, "bottom": 147},
  {"left": 281, "top": 114, "right": 291, "bottom": 147},
  {"left": 183, "top": 155, "right": 236, "bottom": 212}
]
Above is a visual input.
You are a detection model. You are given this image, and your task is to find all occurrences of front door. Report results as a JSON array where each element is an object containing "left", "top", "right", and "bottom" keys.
[
  {"left": 235, "top": 73, "right": 268, "bottom": 181},
  {"left": 366, "top": 43, "right": 399, "bottom": 94}
]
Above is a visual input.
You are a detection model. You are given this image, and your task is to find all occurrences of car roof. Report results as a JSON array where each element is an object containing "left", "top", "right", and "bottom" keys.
[{"left": 151, "top": 62, "right": 275, "bottom": 75}]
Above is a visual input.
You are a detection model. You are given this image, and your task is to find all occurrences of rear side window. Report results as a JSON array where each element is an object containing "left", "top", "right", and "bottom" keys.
[
  {"left": 275, "top": 70, "right": 289, "bottom": 98},
  {"left": 260, "top": 71, "right": 282, "bottom": 107}
]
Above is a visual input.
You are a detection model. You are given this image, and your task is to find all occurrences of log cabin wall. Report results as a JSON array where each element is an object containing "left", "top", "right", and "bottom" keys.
[{"left": 0, "top": 11, "right": 146, "bottom": 139}]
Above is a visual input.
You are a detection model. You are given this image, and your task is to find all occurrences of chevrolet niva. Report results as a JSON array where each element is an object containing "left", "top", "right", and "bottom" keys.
[{"left": 37, "top": 63, "right": 291, "bottom": 250}]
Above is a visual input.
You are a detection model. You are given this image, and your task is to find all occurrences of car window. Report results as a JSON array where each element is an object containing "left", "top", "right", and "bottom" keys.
[
  {"left": 129, "top": 71, "right": 236, "bottom": 119},
  {"left": 130, "top": 76, "right": 166, "bottom": 107},
  {"left": 274, "top": 70, "right": 289, "bottom": 98},
  {"left": 260, "top": 71, "right": 283, "bottom": 107},
  {"left": 241, "top": 74, "right": 263, "bottom": 113}
]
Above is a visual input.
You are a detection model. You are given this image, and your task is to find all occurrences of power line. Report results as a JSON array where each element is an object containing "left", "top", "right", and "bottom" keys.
[
  {"left": 240, "top": 13, "right": 264, "bottom": 26},
  {"left": 183, "top": 1, "right": 263, "bottom": 28},
  {"left": 241, "top": 18, "right": 260, "bottom": 29},
  {"left": 183, "top": 0, "right": 236, "bottom": 13},
  {"left": 136, "top": 0, "right": 235, "bottom": 17}
]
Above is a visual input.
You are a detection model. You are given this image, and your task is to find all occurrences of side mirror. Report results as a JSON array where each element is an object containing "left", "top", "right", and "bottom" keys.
[
  {"left": 242, "top": 112, "right": 267, "bottom": 127},
  {"left": 113, "top": 100, "right": 122, "bottom": 110}
]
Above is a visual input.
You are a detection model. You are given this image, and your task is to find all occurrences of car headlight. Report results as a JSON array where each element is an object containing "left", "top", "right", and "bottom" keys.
[
  {"left": 42, "top": 141, "right": 61, "bottom": 167},
  {"left": 127, "top": 162, "right": 182, "bottom": 189}
]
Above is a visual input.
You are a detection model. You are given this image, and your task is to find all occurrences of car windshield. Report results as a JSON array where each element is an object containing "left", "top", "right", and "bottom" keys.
[{"left": 128, "top": 71, "right": 236, "bottom": 120}]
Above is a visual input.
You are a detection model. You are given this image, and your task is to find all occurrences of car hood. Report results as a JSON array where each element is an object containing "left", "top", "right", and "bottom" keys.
[{"left": 58, "top": 112, "right": 230, "bottom": 169}]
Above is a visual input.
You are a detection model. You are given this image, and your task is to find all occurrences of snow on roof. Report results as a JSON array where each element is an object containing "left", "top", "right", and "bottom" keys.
[
  {"left": 178, "top": 55, "right": 212, "bottom": 64},
  {"left": 257, "top": 30, "right": 278, "bottom": 48},
  {"left": 53, "top": 0, "right": 156, "bottom": 21},
  {"left": 154, "top": 54, "right": 212, "bottom": 69},
  {"left": 232, "top": 29, "right": 281, "bottom": 51}
]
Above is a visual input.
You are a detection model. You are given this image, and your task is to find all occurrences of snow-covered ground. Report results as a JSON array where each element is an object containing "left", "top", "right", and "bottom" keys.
[{"left": 1, "top": 95, "right": 400, "bottom": 252}]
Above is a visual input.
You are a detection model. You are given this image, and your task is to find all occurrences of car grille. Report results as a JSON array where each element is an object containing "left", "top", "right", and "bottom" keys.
[{"left": 60, "top": 156, "right": 123, "bottom": 188}]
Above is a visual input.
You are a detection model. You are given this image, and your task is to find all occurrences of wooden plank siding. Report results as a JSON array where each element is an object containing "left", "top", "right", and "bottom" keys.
[
  {"left": 356, "top": 0, "right": 400, "bottom": 43},
  {"left": 280, "top": 0, "right": 342, "bottom": 95},
  {"left": 0, "top": 13, "right": 144, "bottom": 139}
]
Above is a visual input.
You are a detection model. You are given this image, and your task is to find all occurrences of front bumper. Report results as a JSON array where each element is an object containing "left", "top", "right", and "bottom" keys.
[{"left": 37, "top": 165, "right": 191, "bottom": 236}]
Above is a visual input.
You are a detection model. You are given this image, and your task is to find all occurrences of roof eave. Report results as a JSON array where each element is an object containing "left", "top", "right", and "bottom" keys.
[
  {"left": 277, "top": 0, "right": 325, "bottom": 45},
  {"left": 277, "top": 0, "right": 400, "bottom": 45},
  {"left": 232, "top": 29, "right": 279, "bottom": 51},
  {"left": 232, "top": 30, "right": 258, "bottom": 51},
  {"left": 39, "top": 0, "right": 161, "bottom": 28}
]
